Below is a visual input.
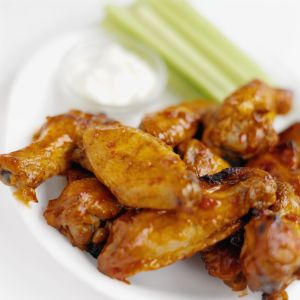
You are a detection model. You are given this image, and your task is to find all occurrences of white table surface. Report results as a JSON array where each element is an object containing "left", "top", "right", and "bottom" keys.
[{"left": 0, "top": 0, "right": 300, "bottom": 299}]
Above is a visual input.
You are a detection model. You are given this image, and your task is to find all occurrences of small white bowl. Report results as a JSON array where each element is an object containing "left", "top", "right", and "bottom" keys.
[{"left": 59, "top": 36, "right": 168, "bottom": 113}]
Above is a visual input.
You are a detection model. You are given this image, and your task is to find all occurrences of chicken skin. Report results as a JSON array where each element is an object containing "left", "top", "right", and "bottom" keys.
[
  {"left": 201, "top": 229, "right": 247, "bottom": 292},
  {"left": 98, "top": 168, "right": 276, "bottom": 281},
  {"left": 177, "top": 139, "right": 230, "bottom": 177},
  {"left": 241, "top": 181, "right": 300, "bottom": 295},
  {"left": 202, "top": 80, "right": 292, "bottom": 159},
  {"left": 83, "top": 123, "right": 201, "bottom": 210},
  {"left": 262, "top": 290, "right": 288, "bottom": 300},
  {"left": 247, "top": 123, "right": 300, "bottom": 196},
  {"left": 65, "top": 165, "right": 93, "bottom": 183},
  {"left": 0, "top": 111, "right": 108, "bottom": 203},
  {"left": 44, "top": 177, "right": 121, "bottom": 253},
  {"left": 140, "top": 101, "right": 215, "bottom": 147},
  {"left": 247, "top": 142, "right": 300, "bottom": 196},
  {"left": 280, "top": 122, "right": 300, "bottom": 161}
]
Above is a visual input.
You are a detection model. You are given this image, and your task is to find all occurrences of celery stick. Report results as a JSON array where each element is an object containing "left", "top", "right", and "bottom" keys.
[
  {"left": 164, "top": 0, "right": 270, "bottom": 81},
  {"left": 167, "top": 69, "right": 203, "bottom": 100},
  {"left": 105, "top": 5, "right": 225, "bottom": 100},
  {"left": 103, "top": 18, "right": 200, "bottom": 99},
  {"left": 132, "top": 2, "right": 236, "bottom": 95},
  {"left": 144, "top": 0, "right": 250, "bottom": 84}
]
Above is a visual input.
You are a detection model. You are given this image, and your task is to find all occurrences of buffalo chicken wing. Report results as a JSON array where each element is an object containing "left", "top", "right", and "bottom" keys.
[
  {"left": 140, "top": 101, "right": 215, "bottom": 147},
  {"left": 98, "top": 168, "right": 276, "bottom": 281},
  {"left": 83, "top": 123, "right": 201, "bottom": 210},
  {"left": 44, "top": 177, "right": 121, "bottom": 252},
  {"left": 241, "top": 181, "right": 300, "bottom": 295},
  {"left": 0, "top": 111, "right": 108, "bottom": 203},
  {"left": 202, "top": 80, "right": 292, "bottom": 159}
]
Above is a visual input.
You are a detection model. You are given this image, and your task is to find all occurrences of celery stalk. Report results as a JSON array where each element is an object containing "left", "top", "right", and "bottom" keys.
[
  {"left": 102, "top": 0, "right": 271, "bottom": 102},
  {"left": 163, "top": 0, "right": 270, "bottom": 82},
  {"left": 132, "top": 2, "right": 236, "bottom": 95},
  {"left": 167, "top": 70, "right": 202, "bottom": 100},
  {"left": 143, "top": 0, "right": 251, "bottom": 84},
  {"left": 105, "top": 5, "right": 225, "bottom": 100}
]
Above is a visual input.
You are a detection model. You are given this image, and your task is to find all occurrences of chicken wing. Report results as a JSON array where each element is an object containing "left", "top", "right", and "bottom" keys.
[
  {"left": 140, "top": 100, "right": 215, "bottom": 147},
  {"left": 83, "top": 123, "right": 201, "bottom": 210},
  {"left": 241, "top": 181, "right": 300, "bottom": 295},
  {"left": 0, "top": 111, "right": 108, "bottom": 203},
  {"left": 202, "top": 80, "right": 292, "bottom": 159},
  {"left": 44, "top": 177, "right": 121, "bottom": 254},
  {"left": 177, "top": 139, "right": 230, "bottom": 177},
  {"left": 201, "top": 229, "right": 247, "bottom": 292},
  {"left": 98, "top": 168, "right": 276, "bottom": 281}
]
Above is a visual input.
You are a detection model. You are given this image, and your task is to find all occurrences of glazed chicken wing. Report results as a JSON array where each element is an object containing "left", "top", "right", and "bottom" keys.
[
  {"left": 83, "top": 123, "right": 201, "bottom": 210},
  {"left": 0, "top": 111, "right": 108, "bottom": 203},
  {"left": 241, "top": 181, "right": 300, "bottom": 295},
  {"left": 177, "top": 139, "right": 230, "bottom": 177},
  {"left": 98, "top": 168, "right": 276, "bottom": 281},
  {"left": 202, "top": 80, "right": 292, "bottom": 159},
  {"left": 44, "top": 177, "right": 121, "bottom": 254},
  {"left": 140, "top": 100, "right": 215, "bottom": 147}
]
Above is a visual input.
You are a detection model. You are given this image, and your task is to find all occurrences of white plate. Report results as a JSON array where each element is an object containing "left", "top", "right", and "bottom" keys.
[{"left": 3, "top": 29, "right": 300, "bottom": 300}]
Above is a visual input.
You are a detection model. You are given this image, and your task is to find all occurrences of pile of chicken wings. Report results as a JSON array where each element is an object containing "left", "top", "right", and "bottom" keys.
[{"left": 1, "top": 80, "right": 300, "bottom": 300}]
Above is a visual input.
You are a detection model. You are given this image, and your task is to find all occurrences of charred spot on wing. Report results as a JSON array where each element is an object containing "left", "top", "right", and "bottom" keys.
[
  {"left": 0, "top": 169, "right": 12, "bottom": 185},
  {"left": 86, "top": 241, "right": 105, "bottom": 259},
  {"left": 229, "top": 228, "right": 244, "bottom": 248},
  {"left": 200, "top": 167, "right": 246, "bottom": 185},
  {"left": 223, "top": 154, "right": 246, "bottom": 167}
]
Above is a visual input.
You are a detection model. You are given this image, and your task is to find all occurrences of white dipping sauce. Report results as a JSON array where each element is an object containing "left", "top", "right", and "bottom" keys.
[{"left": 68, "top": 44, "right": 156, "bottom": 106}]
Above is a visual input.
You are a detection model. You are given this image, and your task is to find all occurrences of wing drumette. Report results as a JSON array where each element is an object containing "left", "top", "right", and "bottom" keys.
[
  {"left": 98, "top": 168, "right": 276, "bottom": 281},
  {"left": 44, "top": 177, "right": 121, "bottom": 256},
  {"left": 0, "top": 111, "right": 108, "bottom": 203},
  {"left": 202, "top": 80, "right": 292, "bottom": 160},
  {"left": 140, "top": 101, "right": 215, "bottom": 147},
  {"left": 241, "top": 181, "right": 300, "bottom": 296}
]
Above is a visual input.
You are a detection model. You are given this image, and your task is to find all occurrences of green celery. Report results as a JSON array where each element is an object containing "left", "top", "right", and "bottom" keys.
[
  {"left": 105, "top": 5, "right": 225, "bottom": 100},
  {"left": 132, "top": 2, "right": 236, "bottom": 96},
  {"left": 163, "top": 0, "right": 270, "bottom": 82},
  {"left": 143, "top": 0, "right": 251, "bottom": 84}
]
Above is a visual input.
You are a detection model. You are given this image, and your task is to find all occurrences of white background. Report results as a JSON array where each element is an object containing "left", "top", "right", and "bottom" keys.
[{"left": 0, "top": 0, "right": 300, "bottom": 299}]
